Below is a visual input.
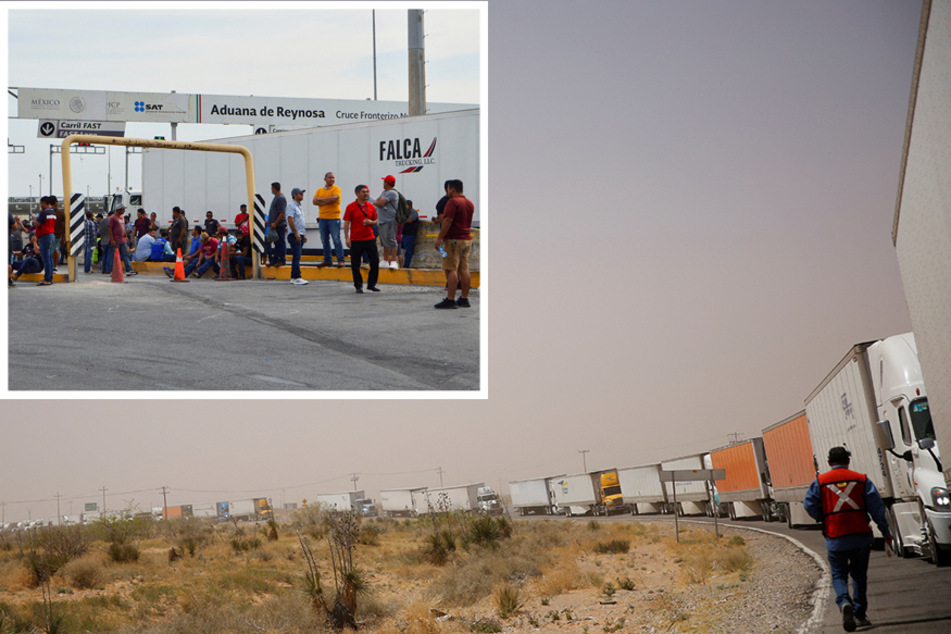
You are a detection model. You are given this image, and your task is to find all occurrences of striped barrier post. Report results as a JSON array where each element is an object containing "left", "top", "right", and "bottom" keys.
[{"left": 67, "top": 193, "right": 86, "bottom": 281}]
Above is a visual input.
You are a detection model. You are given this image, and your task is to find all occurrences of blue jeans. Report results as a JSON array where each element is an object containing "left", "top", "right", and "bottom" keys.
[
  {"left": 37, "top": 233, "right": 55, "bottom": 283},
  {"left": 319, "top": 219, "right": 344, "bottom": 264},
  {"left": 83, "top": 240, "right": 94, "bottom": 273},
  {"left": 231, "top": 255, "right": 253, "bottom": 279},
  {"left": 828, "top": 545, "right": 870, "bottom": 618},
  {"left": 102, "top": 243, "right": 113, "bottom": 274},
  {"left": 269, "top": 224, "right": 286, "bottom": 265},
  {"left": 401, "top": 234, "right": 416, "bottom": 269},
  {"left": 184, "top": 257, "right": 215, "bottom": 278},
  {"left": 115, "top": 243, "right": 133, "bottom": 273},
  {"left": 288, "top": 233, "right": 304, "bottom": 279}
]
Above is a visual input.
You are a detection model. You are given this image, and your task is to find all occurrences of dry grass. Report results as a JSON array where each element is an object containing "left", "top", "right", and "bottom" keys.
[{"left": 0, "top": 518, "right": 763, "bottom": 634}]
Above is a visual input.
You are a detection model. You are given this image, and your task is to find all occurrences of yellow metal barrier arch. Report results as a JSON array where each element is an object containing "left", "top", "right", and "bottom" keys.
[{"left": 60, "top": 134, "right": 257, "bottom": 281}]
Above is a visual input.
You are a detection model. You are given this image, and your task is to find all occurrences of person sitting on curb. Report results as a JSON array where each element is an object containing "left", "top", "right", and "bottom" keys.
[
  {"left": 230, "top": 224, "right": 253, "bottom": 279},
  {"left": 9, "top": 231, "right": 43, "bottom": 287},
  {"left": 165, "top": 231, "right": 218, "bottom": 279},
  {"left": 212, "top": 226, "right": 236, "bottom": 276}
]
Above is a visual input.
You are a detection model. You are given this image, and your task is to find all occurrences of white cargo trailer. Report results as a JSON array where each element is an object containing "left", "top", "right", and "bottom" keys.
[
  {"left": 891, "top": 0, "right": 951, "bottom": 493},
  {"left": 418, "top": 483, "right": 482, "bottom": 514},
  {"left": 661, "top": 454, "right": 710, "bottom": 516},
  {"left": 315, "top": 490, "right": 366, "bottom": 513},
  {"left": 617, "top": 464, "right": 668, "bottom": 514},
  {"left": 192, "top": 503, "right": 218, "bottom": 520},
  {"left": 550, "top": 473, "right": 600, "bottom": 516},
  {"left": 805, "top": 334, "right": 951, "bottom": 563},
  {"left": 141, "top": 109, "right": 480, "bottom": 231},
  {"left": 380, "top": 487, "right": 428, "bottom": 518},
  {"left": 509, "top": 476, "right": 561, "bottom": 516}
]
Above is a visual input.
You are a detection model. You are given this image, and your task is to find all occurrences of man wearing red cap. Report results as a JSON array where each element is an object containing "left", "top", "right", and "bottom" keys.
[{"left": 374, "top": 175, "right": 400, "bottom": 270}]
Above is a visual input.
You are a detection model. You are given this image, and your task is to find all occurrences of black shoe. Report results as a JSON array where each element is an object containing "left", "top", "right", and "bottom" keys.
[
  {"left": 127, "top": 270, "right": 138, "bottom": 276},
  {"left": 355, "top": 287, "right": 364, "bottom": 294},
  {"left": 434, "top": 298, "right": 458, "bottom": 309},
  {"left": 163, "top": 267, "right": 173, "bottom": 278},
  {"left": 842, "top": 603, "right": 856, "bottom": 632},
  {"left": 854, "top": 616, "right": 871, "bottom": 628},
  {"left": 456, "top": 297, "right": 470, "bottom": 307},
  {"left": 367, "top": 286, "right": 381, "bottom": 292}
]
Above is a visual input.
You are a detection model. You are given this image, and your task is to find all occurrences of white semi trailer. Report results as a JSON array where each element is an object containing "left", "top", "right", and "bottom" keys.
[
  {"left": 418, "top": 483, "right": 483, "bottom": 514},
  {"left": 315, "top": 490, "right": 366, "bottom": 513},
  {"left": 617, "top": 464, "right": 669, "bottom": 514},
  {"left": 379, "top": 487, "right": 428, "bottom": 518},
  {"left": 891, "top": 0, "right": 951, "bottom": 494},
  {"left": 805, "top": 333, "right": 951, "bottom": 564},
  {"left": 661, "top": 454, "right": 711, "bottom": 516},
  {"left": 140, "top": 108, "right": 480, "bottom": 231},
  {"left": 509, "top": 476, "right": 561, "bottom": 516}
]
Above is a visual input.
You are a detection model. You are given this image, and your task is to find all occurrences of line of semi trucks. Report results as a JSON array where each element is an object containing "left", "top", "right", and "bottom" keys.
[{"left": 509, "top": 332, "right": 951, "bottom": 566}]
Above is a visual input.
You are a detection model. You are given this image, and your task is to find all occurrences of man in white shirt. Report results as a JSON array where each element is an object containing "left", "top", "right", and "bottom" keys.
[{"left": 287, "top": 187, "right": 308, "bottom": 285}]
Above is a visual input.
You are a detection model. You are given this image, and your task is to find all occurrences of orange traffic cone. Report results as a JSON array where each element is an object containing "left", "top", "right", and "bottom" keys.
[
  {"left": 111, "top": 248, "right": 125, "bottom": 283},
  {"left": 171, "top": 248, "right": 189, "bottom": 283}
]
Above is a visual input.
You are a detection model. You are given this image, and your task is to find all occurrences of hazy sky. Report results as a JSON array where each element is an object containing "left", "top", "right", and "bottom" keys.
[{"left": 1, "top": 0, "right": 928, "bottom": 524}]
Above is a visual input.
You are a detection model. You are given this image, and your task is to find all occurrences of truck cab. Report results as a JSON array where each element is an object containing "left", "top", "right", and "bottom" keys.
[
  {"left": 599, "top": 471, "right": 627, "bottom": 514},
  {"left": 476, "top": 486, "right": 503, "bottom": 515},
  {"left": 108, "top": 189, "right": 143, "bottom": 216}
]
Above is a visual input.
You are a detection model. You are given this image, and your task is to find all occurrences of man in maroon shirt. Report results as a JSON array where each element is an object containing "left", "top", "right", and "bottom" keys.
[
  {"left": 108, "top": 203, "right": 136, "bottom": 276},
  {"left": 433, "top": 179, "right": 474, "bottom": 309}
]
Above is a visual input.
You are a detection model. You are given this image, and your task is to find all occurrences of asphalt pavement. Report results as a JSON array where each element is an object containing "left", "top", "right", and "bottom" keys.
[{"left": 7, "top": 274, "right": 480, "bottom": 392}]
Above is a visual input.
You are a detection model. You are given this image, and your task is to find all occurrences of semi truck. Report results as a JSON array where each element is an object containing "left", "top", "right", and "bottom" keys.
[
  {"left": 418, "top": 483, "right": 483, "bottom": 514},
  {"left": 315, "top": 490, "right": 367, "bottom": 513},
  {"left": 805, "top": 333, "right": 951, "bottom": 564},
  {"left": 891, "top": 0, "right": 951, "bottom": 492},
  {"left": 710, "top": 438, "right": 773, "bottom": 521},
  {"left": 380, "top": 487, "right": 428, "bottom": 518},
  {"left": 509, "top": 476, "right": 561, "bottom": 516},
  {"left": 761, "top": 411, "right": 820, "bottom": 528},
  {"left": 551, "top": 470, "right": 626, "bottom": 516},
  {"left": 617, "top": 463, "right": 669, "bottom": 514},
  {"left": 476, "top": 486, "right": 503, "bottom": 515},
  {"left": 661, "top": 454, "right": 711, "bottom": 516},
  {"left": 139, "top": 108, "right": 480, "bottom": 231},
  {"left": 224, "top": 498, "right": 273, "bottom": 522}
]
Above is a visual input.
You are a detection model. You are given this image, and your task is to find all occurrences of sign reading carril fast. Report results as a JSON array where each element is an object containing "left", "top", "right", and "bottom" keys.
[{"left": 13, "top": 87, "right": 475, "bottom": 128}]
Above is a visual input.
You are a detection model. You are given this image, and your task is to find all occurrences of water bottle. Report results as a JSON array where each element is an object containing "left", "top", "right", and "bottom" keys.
[{"left": 438, "top": 245, "right": 448, "bottom": 258}]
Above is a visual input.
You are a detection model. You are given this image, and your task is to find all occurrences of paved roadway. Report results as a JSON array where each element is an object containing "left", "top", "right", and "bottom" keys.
[
  {"left": 518, "top": 512, "right": 951, "bottom": 633},
  {"left": 8, "top": 275, "right": 480, "bottom": 391}
]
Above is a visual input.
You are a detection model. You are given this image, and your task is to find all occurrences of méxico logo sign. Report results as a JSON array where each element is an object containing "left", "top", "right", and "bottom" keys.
[{"left": 379, "top": 137, "right": 437, "bottom": 173}]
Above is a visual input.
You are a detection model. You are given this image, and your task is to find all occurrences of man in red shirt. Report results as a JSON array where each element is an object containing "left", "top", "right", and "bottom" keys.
[
  {"left": 180, "top": 233, "right": 219, "bottom": 279},
  {"left": 433, "top": 179, "right": 474, "bottom": 309},
  {"left": 343, "top": 184, "right": 380, "bottom": 294},
  {"left": 108, "top": 203, "right": 136, "bottom": 276}
]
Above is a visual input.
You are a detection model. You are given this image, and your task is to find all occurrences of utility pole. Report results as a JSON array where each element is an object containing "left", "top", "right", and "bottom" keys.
[
  {"left": 408, "top": 9, "right": 427, "bottom": 116},
  {"left": 727, "top": 432, "right": 744, "bottom": 445},
  {"left": 351, "top": 473, "right": 360, "bottom": 491},
  {"left": 579, "top": 449, "right": 590, "bottom": 472},
  {"left": 372, "top": 10, "right": 378, "bottom": 100},
  {"left": 436, "top": 466, "right": 445, "bottom": 487},
  {"left": 55, "top": 492, "right": 62, "bottom": 525},
  {"left": 100, "top": 486, "right": 107, "bottom": 518},
  {"left": 161, "top": 486, "right": 168, "bottom": 520}
]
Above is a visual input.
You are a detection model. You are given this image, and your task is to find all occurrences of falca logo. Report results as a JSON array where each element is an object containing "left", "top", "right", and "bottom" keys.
[{"left": 379, "top": 137, "right": 437, "bottom": 173}]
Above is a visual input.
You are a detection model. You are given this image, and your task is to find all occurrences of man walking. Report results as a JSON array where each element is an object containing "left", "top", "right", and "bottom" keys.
[
  {"left": 374, "top": 175, "right": 400, "bottom": 269},
  {"left": 108, "top": 203, "right": 136, "bottom": 276},
  {"left": 267, "top": 182, "right": 287, "bottom": 266},
  {"left": 287, "top": 187, "right": 309, "bottom": 285},
  {"left": 344, "top": 185, "right": 380, "bottom": 293},
  {"left": 433, "top": 179, "right": 474, "bottom": 309},
  {"left": 313, "top": 171, "right": 345, "bottom": 268},
  {"left": 804, "top": 446, "right": 892, "bottom": 632}
]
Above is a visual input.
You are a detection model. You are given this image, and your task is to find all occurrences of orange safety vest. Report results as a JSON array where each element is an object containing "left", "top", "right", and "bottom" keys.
[{"left": 817, "top": 468, "right": 871, "bottom": 538}]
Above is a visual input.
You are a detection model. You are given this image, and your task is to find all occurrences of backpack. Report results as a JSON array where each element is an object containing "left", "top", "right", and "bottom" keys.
[{"left": 393, "top": 189, "right": 412, "bottom": 224}]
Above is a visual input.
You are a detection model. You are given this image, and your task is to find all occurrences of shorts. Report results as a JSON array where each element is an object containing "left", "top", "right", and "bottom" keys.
[
  {"left": 442, "top": 239, "right": 472, "bottom": 272},
  {"left": 51, "top": 237, "right": 61, "bottom": 253},
  {"left": 378, "top": 221, "right": 397, "bottom": 249}
]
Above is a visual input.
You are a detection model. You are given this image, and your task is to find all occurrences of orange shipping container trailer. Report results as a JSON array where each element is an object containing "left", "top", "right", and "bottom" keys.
[
  {"left": 761, "top": 411, "right": 819, "bottom": 528},
  {"left": 711, "top": 437, "right": 771, "bottom": 520}
]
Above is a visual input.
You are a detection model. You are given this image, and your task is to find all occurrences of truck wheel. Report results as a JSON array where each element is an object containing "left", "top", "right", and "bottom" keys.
[{"left": 927, "top": 521, "right": 950, "bottom": 567}]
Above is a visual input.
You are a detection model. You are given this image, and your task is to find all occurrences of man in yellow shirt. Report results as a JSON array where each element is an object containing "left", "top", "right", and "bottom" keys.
[{"left": 312, "top": 171, "right": 345, "bottom": 268}]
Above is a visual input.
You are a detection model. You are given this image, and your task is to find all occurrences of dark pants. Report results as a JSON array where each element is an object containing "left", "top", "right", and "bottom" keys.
[
  {"left": 37, "top": 233, "right": 55, "bottom": 283},
  {"left": 349, "top": 239, "right": 379, "bottom": 289},
  {"left": 12, "top": 257, "right": 42, "bottom": 277},
  {"left": 288, "top": 233, "right": 304, "bottom": 279},
  {"left": 231, "top": 255, "right": 253, "bottom": 279},
  {"left": 828, "top": 545, "right": 871, "bottom": 618},
  {"left": 268, "top": 225, "right": 286, "bottom": 265},
  {"left": 401, "top": 234, "right": 416, "bottom": 268}
]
